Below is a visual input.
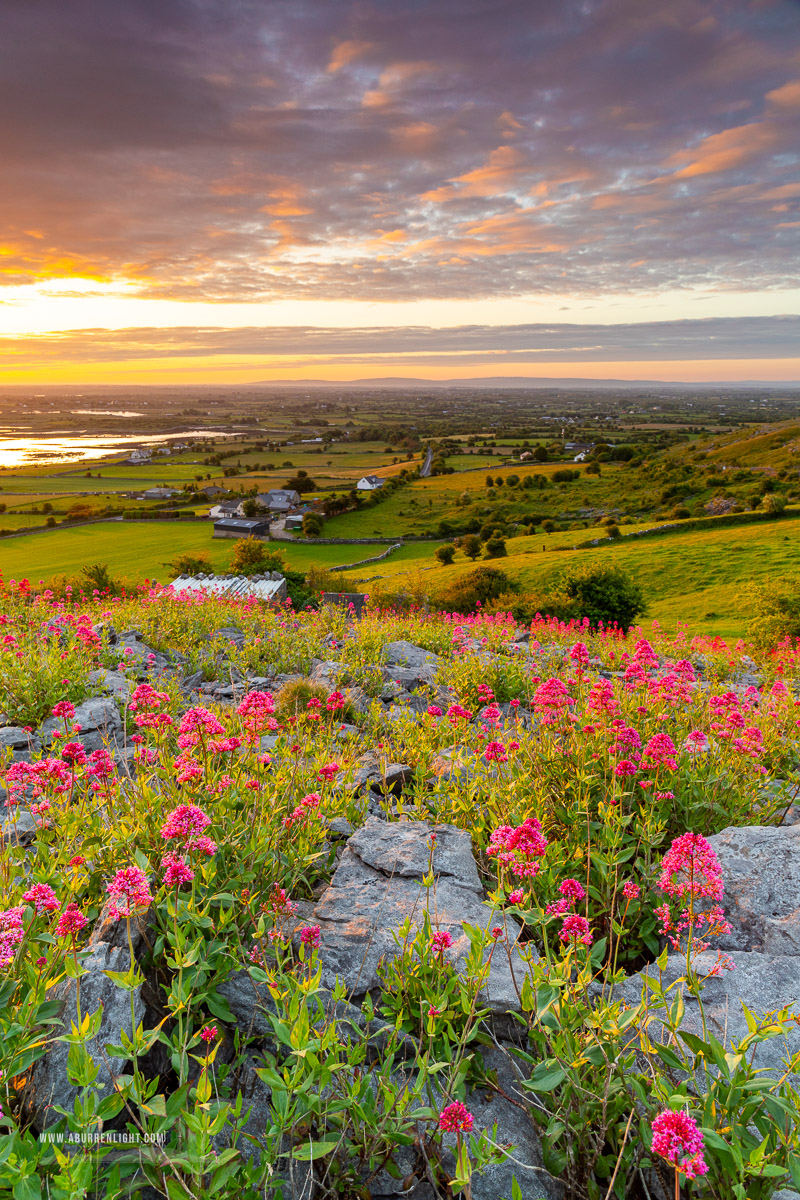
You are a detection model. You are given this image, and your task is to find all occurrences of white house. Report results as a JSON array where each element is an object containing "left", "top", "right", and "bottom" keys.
[
  {"left": 127, "top": 449, "right": 152, "bottom": 463},
  {"left": 357, "top": 475, "right": 384, "bottom": 491}
]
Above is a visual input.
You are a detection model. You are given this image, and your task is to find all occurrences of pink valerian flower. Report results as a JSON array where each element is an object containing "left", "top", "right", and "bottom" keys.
[
  {"left": 632, "top": 638, "right": 658, "bottom": 669},
  {"left": 508, "top": 889, "right": 525, "bottom": 905},
  {"left": 560, "top": 913, "right": 593, "bottom": 946},
  {"left": 487, "top": 817, "right": 548, "bottom": 879},
  {"left": 68, "top": 855, "right": 86, "bottom": 868},
  {"left": 546, "top": 896, "right": 575, "bottom": 917},
  {"left": 22, "top": 884, "right": 60, "bottom": 914},
  {"left": 587, "top": 679, "right": 619, "bottom": 715},
  {"left": 326, "top": 691, "right": 345, "bottom": 712},
  {"left": 283, "top": 792, "right": 322, "bottom": 829},
  {"left": 51, "top": 700, "right": 75, "bottom": 721},
  {"left": 268, "top": 886, "right": 298, "bottom": 918},
  {"left": 428, "top": 1005, "right": 441, "bottom": 1018},
  {"left": 641, "top": 733, "right": 678, "bottom": 771},
  {"left": 532, "top": 677, "right": 573, "bottom": 724},
  {"left": 430, "top": 931, "right": 453, "bottom": 956},
  {"left": 426, "top": 705, "right": 443, "bottom": 718},
  {"left": 60, "top": 741, "right": 87, "bottom": 767},
  {"left": 491, "top": 927, "right": 504, "bottom": 940},
  {"left": 86, "top": 748, "right": 117, "bottom": 785},
  {"left": 559, "top": 878, "right": 586, "bottom": 901},
  {"left": 200, "top": 1024, "right": 218, "bottom": 1043},
  {"left": 438, "top": 1102, "right": 474, "bottom": 1133},
  {"left": 208, "top": 736, "right": 242, "bottom": 754},
  {"left": 55, "top": 903, "right": 88, "bottom": 940},
  {"left": 236, "top": 690, "right": 276, "bottom": 736},
  {"left": 622, "top": 882, "right": 641, "bottom": 900},
  {"left": 447, "top": 703, "right": 473, "bottom": 726},
  {"left": 162, "top": 852, "right": 195, "bottom": 887},
  {"left": 161, "top": 804, "right": 212, "bottom": 841},
  {"left": 614, "top": 759, "right": 638, "bottom": 778},
  {"left": 176, "top": 707, "right": 225, "bottom": 749},
  {"left": 658, "top": 833, "right": 724, "bottom": 902},
  {"left": 650, "top": 1110, "right": 708, "bottom": 1180},
  {"left": 0, "top": 907, "right": 25, "bottom": 968},
  {"left": 190, "top": 835, "right": 217, "bottom": 857},
  {"left": 569, "top": 642, "right": 590, "bottom": 667},
  {"left": 106, "top": 867, "right": 153, "bottom": 921},
  {"left": 684, "top": 729, "right": 709, "bottom": 754},
  {"left": 483, "top": 740, "right": 508, "bottom": 764},
  {"left": 317, "top": 761, "right": 340, "bottom": 782},
  {"left": 481, "top": 703, "right": 502, "bottom": 726},
  {"left": 300, "top": 925, "right": 321, "bottom": 948}
]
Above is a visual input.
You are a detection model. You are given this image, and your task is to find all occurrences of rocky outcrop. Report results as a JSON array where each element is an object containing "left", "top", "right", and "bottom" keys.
[{"left": 308, "top": 818, "right": 532, "bottom": 1025}]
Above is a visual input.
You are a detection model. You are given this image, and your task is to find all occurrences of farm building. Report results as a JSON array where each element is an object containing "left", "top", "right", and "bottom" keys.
[
  {"left": 142, "top": 487, "right": 181, "bottom": 500},
  {"left": 212, "top": 517, "right": 270, "bottom": 540},
  {"left": 170, "top": 573, "right": 287, "bottom": 602}
]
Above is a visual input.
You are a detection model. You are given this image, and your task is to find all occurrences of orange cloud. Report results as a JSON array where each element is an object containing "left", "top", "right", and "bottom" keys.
[
  {"left": 661, "top": 121, "right": 779, "bottom": 180},
  {"left": 422, "top": 145, "right": 527, "bottom": 202},
  {"left": 766, "top": 79, "right": 800, "bottom": 110},
  {"left": 327, "top": 40, "right": 374, "bottom": 72}
]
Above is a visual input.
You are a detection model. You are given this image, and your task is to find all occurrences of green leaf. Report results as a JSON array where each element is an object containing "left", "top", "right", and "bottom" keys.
[
  {"left": 13, "top": 1177, "right": 42, "bottom": 1200},
  {"left": 292, "top": 1139, "right": 339, "bottom": 1161},
  {"left": 205, "top": 992, "right": 235, "bottom": 1023},
  {"left": 522, "top": 1062, "right": 566, "bottom": 1094}
]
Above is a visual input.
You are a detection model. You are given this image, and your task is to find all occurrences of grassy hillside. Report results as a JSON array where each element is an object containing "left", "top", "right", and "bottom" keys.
[{"left": 339, "top": 515, "right": 800, "bottom": 638}]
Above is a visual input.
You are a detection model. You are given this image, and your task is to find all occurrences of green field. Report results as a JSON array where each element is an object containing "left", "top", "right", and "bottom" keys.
[{"left": 0, "top": 523, "right": 382, "bottom": 586}]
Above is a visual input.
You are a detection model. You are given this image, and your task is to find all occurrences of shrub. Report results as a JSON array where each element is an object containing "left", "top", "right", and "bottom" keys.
[
  {"left": 164, "top": 552, "right": 213, "bottom": 577},
  {"left": 302, "top": 513, "right": 324, "bottom": 537},
  {"left": 484, "top": 536, "right": 507, "bottom": 558},
  {"left": 435, "top": 566, "right": 516, "bottom": 614},
  {"left": 274, "top": 679, "right": 331, "bottom": 718},
  {"left": 435, "top": 544, "right": 455, "bottom": 565},
  {"left": 544, "top": 563, "right": 647, "bottom": 630},
  {"left": 229, "top": 537, "right": 270, "bottom": 575},
  {"left": 761, "top": 493, "right": 786, "bottom": 515},
  {"left": 744, "top": 577, "right": 800, "bottom": 649},
  {"left": 461, "top": 534, "right": 482, "bottom": 561}
]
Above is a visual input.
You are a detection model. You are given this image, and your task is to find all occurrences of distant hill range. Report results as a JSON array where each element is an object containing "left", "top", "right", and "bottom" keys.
[{"left": 246, "top": 376, "right": 800, "bottom": 390}]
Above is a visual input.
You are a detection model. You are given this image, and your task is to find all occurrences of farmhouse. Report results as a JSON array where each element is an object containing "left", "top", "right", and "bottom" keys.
[
  {"left": 208, "top": 502, "right": 243, "bottom": 519},
  {"left": 212, "top": 517, "right": 270, "bottom": 540},
  {"left": 357, "top": 475, "right": 384, "bottom": 491},
  {"left": 202, "top": 485, "right": 226, "bottom": 497},
  {"left": 127, "top": 448, "right": 152, "bottom": 463},
  {"left": 256, "top": 489, "right": 301, "bottom": 513},
  {"left": 565, "top": 442, "right": 595, "bottom": 462}
]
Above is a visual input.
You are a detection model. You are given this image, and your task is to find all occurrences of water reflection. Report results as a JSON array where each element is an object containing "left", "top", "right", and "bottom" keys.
[{"left": 0, "top": 430, "right": 240, "bottom": 469}]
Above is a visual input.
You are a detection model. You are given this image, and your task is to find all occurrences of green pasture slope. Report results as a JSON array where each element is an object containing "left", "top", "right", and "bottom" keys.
[
  {"left": 337, "top": 516, "right": 800, "bottom": 639},
  {"left": 0, "top": 523, "right": 381, "bottom": 586}
]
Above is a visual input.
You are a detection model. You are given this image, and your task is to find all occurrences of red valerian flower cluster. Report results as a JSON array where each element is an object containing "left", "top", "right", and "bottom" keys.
[
  {"left": 487, "top": 817, "right": 548, "bottom": 878},
  {"left": 650, "top": 1110, "right": 708, "bottom": 1179}
]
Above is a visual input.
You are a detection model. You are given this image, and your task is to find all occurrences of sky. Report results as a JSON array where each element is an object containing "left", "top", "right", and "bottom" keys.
[{"left": 1, "top": 0, "right": 799, "bottom": 386}]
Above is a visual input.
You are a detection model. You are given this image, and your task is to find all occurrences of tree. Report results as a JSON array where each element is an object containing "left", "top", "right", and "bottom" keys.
[
  {"left": 285, "top": 473, "right": 317, "bottom": 494},
  {"left": 230, "top": 536, "right": 268, "bottom": 575},
  {"left": 241, "top": 497, "right": 260, "bottom": 517},
  {"left": 484, "top": 536, "right": 507, "bottom": 558},
  {"left": 532, "top": 445, "right": 549, "bottom": 462},
  {"left": 485, "top": 475, "right": 494, "bottom": 488},
  {"left": 302, "top": 513, "right": 324, "bottom": 537},
  {"left": 462, "top": 534, "right": 481, "bottom": 561},
  {"left": 435, "top": 544, "right": 455, "bottom": 565}
]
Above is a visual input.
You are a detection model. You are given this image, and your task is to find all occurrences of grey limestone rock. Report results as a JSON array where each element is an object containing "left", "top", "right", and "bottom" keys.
[
  {"left": 707, "top": 824, "right": 800, "bottom": 954},
  {"left": 612, "top": 951, "right": 800, "bottom": 1077},
  {"left": 29, "top": 941, "right": 146, "bottom": 1129},
  {"left": 39, "top": 696, "right": 123, "bottom": 754},
  {"left": 310, "top": 818, "right": 533, "bottom": 1026},
  {"left": 383, "top": 641, "right": 442, "bottom": 671}
]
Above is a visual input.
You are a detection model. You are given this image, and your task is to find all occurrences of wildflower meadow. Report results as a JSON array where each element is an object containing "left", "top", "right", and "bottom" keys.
[{"left": 0, "top": 574, "right": 799, "bottom": 1200}]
